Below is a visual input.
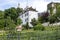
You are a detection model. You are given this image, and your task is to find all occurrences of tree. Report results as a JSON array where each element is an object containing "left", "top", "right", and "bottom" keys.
[
  {"left": 0, "top": 7, "right": 23, "bottom": 30},
  {"left": 33, "top": 23, "right": 45, "bottom": 31},
  {"left": 16, "top": 18, "right": 22, "bottom": 25},
  {"left": 30, "top": 18, "right": 38, "bottom": 26},
  {"left": 4, "top": 17, "right": 16, "bottom": 30},
  {"left": 28, "top": 7, "right": 37, "bottom": 12},
  {"left": 0, "top": 11, "right": 4, "bottom": 19},
  {"left": 49, "top": 15, "right": 59, "bottom": 23},
  {"left": 56, "top": 5, "right": 60, "bottom": 18},
  {"left": 0, "top": 19, "right": 5, "bottom": 29},
  {"left": 38, "top": 12, "right": 49, "bottom": 23},
  {"left": 38, "top": 17, "right": 44, "bottom": 23},
  {"left": 3, "top": 7, "right": 23, "bottom": 30},
  {"left": 22, "top": 22, "right": 29, "bottom": 30},
  {"left": 0, "top": 11, "right": 4, "bottom": 29},
  {"left": 4, "top": 7, "right": 23, "bottom": 25},
  {"left": 16, "top": 7, "right": 23, "bottom": 14}
]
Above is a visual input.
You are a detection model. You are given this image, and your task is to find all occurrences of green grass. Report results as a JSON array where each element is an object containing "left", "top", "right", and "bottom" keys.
[
  {"left": 0, "top": 26, "right": 60, "bottom": 40},
  {"left": 0, "top": 30, "right": 59, "bottom": 40}
]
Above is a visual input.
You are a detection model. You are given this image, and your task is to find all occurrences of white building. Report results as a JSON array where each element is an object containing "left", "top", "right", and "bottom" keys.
[{"left": 19, "top": 6, "right": 38, "bottom": 27}]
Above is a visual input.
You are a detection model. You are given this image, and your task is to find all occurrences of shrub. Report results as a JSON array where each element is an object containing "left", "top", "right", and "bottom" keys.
[
  {"left": 33, "top": 23, "right": 45, "bottom": 31},
  {"left": 22, "top": 22, "right": 29, "bottom": 30}
]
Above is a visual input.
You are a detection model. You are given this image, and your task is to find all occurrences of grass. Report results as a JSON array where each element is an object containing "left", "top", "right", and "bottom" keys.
[
  {"left": 0, "top": 26, "right": 60, "bottom": 40},
  {"left": 0, "top": 30, "right": 59, "bottom": 40}
]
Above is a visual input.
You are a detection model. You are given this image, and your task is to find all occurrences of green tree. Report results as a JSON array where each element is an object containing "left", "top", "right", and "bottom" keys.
[
  {"left": 4, "top": 7, "right": 23, "bottom": 25},
  {"left": 0, "top": 7, "right": 23, "bottom": 30},
  {"left": 38, "top": 17, "right": 44, "bottom": 23},
  {"left": 16, "top": 7, "right": 23, "bottom": 14},
  {"left": 22, "top": 22, "right": 29, "bottom": 30},
  {"left": 16, "top": 18, "right": 22, "bottom": 25},
  {"left": 4, "top": 17, "right": 16, "bottom": 30},
  {"left": 33, "top": 23, "right": 45, "bottom": 31},
  {"left": 30, "top": 18, "right": 38, "bottom": 26},
  {"left": 0, "top": 11, "right": 5, "bottom": 29},
  {"left": 49, "top": 14, "right": 59, "bottom": 23},
  {"left": 0, "top": 11, "right": 4, "bottom": 18},
  {"left": 56, "top": 5, "right": 60, "bottom": 18},
  {"left": 4, "top": 7, "right": 23, "bottom": 30}
]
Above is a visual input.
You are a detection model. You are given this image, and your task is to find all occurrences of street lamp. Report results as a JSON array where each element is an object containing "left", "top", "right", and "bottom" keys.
[{"left": 16, "top": 25, "right": 22, "bottom": 40}]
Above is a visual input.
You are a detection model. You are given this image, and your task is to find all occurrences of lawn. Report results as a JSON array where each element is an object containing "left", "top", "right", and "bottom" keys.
[{"left": 0, "top": 26, "right": 60, "bottom": 40}]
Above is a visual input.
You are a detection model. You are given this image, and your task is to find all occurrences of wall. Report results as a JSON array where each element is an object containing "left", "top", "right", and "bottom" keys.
[{"left": 28, "top": 11, "right": 38, "bottom": 27}]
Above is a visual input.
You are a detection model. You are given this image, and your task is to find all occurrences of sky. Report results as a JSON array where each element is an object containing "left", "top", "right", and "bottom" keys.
[{"left": 0, "top": 0, "right": 60, "bottom": 12}]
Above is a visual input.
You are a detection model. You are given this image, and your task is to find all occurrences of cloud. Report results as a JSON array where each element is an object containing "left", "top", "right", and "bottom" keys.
[
  {"left": 27, "top": 0, "right": 49, "bottom": 12},
  {"left": 0, "top": 0, "right": 60, "bottom": 12},
  {"left": 0, "top": 0, "right": 18, "bottom": 10}
]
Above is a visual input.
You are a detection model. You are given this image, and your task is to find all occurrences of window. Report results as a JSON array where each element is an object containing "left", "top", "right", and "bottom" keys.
[
  {"left": 25, "top": 18, "right": 28, "bottom": 22},
  {"left": 22, "top": 15, "right": 23, "bottom": 18},
  {"left": 25, "top": 14, "right": 26, "bottom": 16},
  {"left": 25, "top": 13, "right": 28, "bottom": 16},
  {"left": 27, "top": 13, "right": 28, "bottom": 16}
]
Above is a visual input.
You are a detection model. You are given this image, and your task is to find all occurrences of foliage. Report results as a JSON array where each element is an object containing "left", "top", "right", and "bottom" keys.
[
  {"left": 0, "top": 26, "right": 60, "bottom": 40},
  {"left": 38, "top": 12, "right": 49, "bottom": 23},
  {"left": 4, "top": 7, "right": 23, "bottom": 24},
  {"left": 33, "top": 23, "right": 45, "bottom": 31},
  {"left": 0, "top": 7, "right": 23, "bottom": 30},
  {"left": 49, "top": 15, "right": 56, "bottom": 23},
  {"left": 0, "top": 19, "right": 5, "bottom": 29},
  {"left": 28, "top": 7, "right": 37, "bottom": 12},
  {"left": 0, "top": 11, "right": 4, "bottom": 29},
  {"left": 22, "top": 22, "right": 29, "bottom": 30},
  {"left": 48, "top": 3, "right": 60, "bottom": 23},
  {"left": 4, "top": 17, "right": 16, "bottom": 30},
  {"left": 16, "top": 18, "right": 22, "bottom": 25},
  {"left": 45, "top": 25, "right": 60, "bottom": 31},
  {"left": 16, "top": 7, "right": 23, "bottom": 14},
  {"left": 0, "top": 11, "right": 4, "bottom": 19},
  {"left": 30, "top": 18, "right": 38, "bottom": 26},
  {"left": 38, "top": 17, "right": 44, "bottom": 23},
  {"left": 56, "top": 5, "right": 60, "bottom": 18},
  {"left": 49, "top": 14, "right": 60, "bottom": 24}
]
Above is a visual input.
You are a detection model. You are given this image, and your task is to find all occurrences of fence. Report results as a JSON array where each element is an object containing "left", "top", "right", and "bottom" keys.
[{"left": 0, "top": 30, "right": 60, "bottom": 40}]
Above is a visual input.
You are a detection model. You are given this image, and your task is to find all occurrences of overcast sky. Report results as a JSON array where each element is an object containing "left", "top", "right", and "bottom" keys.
[{"left": 0, "top": 0, "right": 60, "bottom": 12}]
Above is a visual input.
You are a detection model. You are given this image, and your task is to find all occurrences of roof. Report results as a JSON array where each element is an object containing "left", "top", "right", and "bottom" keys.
[{"left": 19, "top": 7, "right": 38, "bottom": 16}]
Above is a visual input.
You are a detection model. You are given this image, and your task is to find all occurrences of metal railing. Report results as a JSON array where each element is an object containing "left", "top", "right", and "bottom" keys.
[{"left": 0, "top": 30, "right": 60, "bottom": 40}]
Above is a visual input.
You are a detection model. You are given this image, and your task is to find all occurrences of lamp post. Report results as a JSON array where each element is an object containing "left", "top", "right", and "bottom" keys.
[
  {"left": 17, "top": 31, "right": 20, "bottom": 40},
  {"left": 16, "top": 25, "right": 22, "bottom": 40}
]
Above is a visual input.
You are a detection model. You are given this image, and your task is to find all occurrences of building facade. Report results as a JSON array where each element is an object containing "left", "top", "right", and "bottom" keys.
[
  {"left": 19, "top": 7, "right": 38, "bottom": 27},
  {"left": 47, "top": 2, "right": 56, "bottom": 15},
  {"left": 47, "top": 2, "right": 60, "bottom": 15}
]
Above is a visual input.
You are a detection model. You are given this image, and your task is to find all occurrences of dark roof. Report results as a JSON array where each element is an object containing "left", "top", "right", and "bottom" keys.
[
  {"left": 24, "top": 7, "right": 38, "bottom": 12},
  {"left": 19, "top": 7, "right": 38, "bottom": 16}
]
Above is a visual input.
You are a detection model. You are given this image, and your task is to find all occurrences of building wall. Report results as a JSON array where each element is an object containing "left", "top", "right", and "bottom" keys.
[
  {"left": 47, "top": 2, "right": 60, "bottom": 15},
  {"left": 47, "top": 2, "right": 56, "bottom": 15},
  {"left": 19, "top": 11, "right": 29, "bottom": 24},
  {"left": 19, "top": 11, "right": 38, "bottom": 27},
  {"left": 28, "top": 11, "right": 38, "bottom": 27}
]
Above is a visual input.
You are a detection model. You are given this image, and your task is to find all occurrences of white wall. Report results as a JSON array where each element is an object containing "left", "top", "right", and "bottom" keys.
[
  {"left": 28, "top": 11, "right": 38, "bottom": 27},
  {"left": 19, "top": 11, "right": 38, "bottom": 27},
  {"left": 19, "top": 11, "right": 29, "bottom": 24}
]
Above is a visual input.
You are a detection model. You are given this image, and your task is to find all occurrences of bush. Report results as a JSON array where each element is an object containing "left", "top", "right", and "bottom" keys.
[
  {"left": 22, "top": 22, "right": 29, "bottom": 30},
  {"left": 33, "top": 23, "right": 45, "bottom": 31}
]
